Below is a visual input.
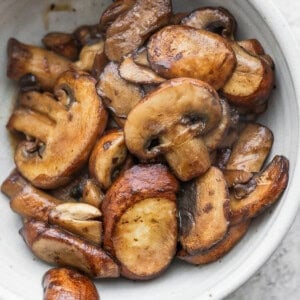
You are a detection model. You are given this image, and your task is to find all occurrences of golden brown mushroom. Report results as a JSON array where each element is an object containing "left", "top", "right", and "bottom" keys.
[
  {"left": 21, "top": 220, "right": 120, "bottom": 278},
  {"left": 7, "top": 71, "right": 108, "bottom": 189},
  {"left": 43, "top": 268, "right": 100, "bottom": 300},
  {"left": 97, "top": 62, "right": 143, "bottom": 127},
  {"left": 42, "top": 32, "right": 79, "bottom": 61},
  {"left": 105, "top": 0, "right": 172, "bottom": 62},
  {"left": 221, "top": 42, "right": 274, "bottom": 109},
  {"left": 147, "top": 25, "right": 236, "bottom": 90},
  {"left": 89, "top": 130, "right": 131, "bottom": 191},
  {"left": 102, "top": 164, "right": 178, "bottom": 280},
  {"left": 124, "top": 78, "right": 222, "bottom": 181},
  {"left": 230, "top": 156, "right": 289, "bottom": 225},
  {"left": 177, "top": 221, "right": 250, "bottom": 265},
  {"left": 178, "top": 167, "right": 229, "bottom": 255},
  {"left": 181, "top": 7, "right": 237, "bottom": 38}
]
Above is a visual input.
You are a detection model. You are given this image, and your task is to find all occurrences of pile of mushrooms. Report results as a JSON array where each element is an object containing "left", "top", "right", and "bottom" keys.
[{"left": 1, "top": 0, "right": 289, "bottom": 298}]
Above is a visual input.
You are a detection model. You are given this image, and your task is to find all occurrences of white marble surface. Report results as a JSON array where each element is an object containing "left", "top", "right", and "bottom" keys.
[{"left": 227, "top": 1, "right": 300, "bottom": 299}]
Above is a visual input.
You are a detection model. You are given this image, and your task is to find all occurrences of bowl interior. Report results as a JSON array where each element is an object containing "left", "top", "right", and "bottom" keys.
[{"left": 0, "top": 0, "right": 298, "bottom": 299}]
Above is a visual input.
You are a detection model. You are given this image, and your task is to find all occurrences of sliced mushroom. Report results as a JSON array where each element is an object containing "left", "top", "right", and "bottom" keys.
[
  {"left": 42, "top": 32, "right": 79, "bottom": 61},
  {"left": 99, "top": 0, "right": 136, "bottom": 30},
  {"left": 226, "top": 123, "right": 274, "bottom": 173},
  {"left": 43, "top": 268, "right": 99, "bottom": 300},
  {"left": 89, "top": 130, "right": 129, "bottom": 190},
  {"left": 20, "top": 220, "right": 120, "bottom": 278},
  {"left": 230, "top": 156, "right": 289, "bottom": 225},
  {"left": 221, "top": 42, "right": 274, "bottom": 108},
  {"left": 73, "top": 24, "right": 102, "bottom": 46},
  {"left": 8, "top": 71, "right": 108, "bottom": 189},
  {"left": 133, "top": 47, "right": 150, "bottom": 67},
  {"left": 124, "top": 78, "right": 222, "bottom": 181},
  {"left": 105, "top": 0, "right": 172, "bottom": 62},
  {"left": 179, "top": 167, "right": 229, "bottom": 255},
  {"left": 74, "top": 40, "right": 105, "bottom": 72},
  {"left": 102, "top": 164, "right": 178, "bottom": 280},
  {"left": 97, "top": 62, "right": 143, "bottom": 127},
  {"left": 223, "top": 170, "right": 253, "bottom": 188},
  {"left": 7, "top": 38, "right": 72, "bottom": 91},
  {"left": 1, "top": 170, "right": 61, "bottom": 221},
  {"left": 203, "top": 99, "right": 232, "bottom": 151},
  {"left": 147, "top": 25, "right": 236, "bottom": 90},
  {"left": 82, "top": 179, "right": 105, "bottom": 208},
  {"left": 119, "top": 56, "right": 166, "bottom": 84},
  {"left": 181, "top": 7, "right": 237, "bottom": 38},
  {"left": 48, "top": 203, "right": 102, "bottom": 245},
  {"left": 238, "top": 39, "right": 274, "bottom": 69},
  {"left": 177, "top": 221, "right": 250, "bottom": 265}
]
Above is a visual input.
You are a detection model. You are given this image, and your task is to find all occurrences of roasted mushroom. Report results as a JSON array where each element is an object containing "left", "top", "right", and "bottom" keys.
[
  {"left": 21, "top": 220, "right": 120, "bottom": 278},
  {"left": 102, "top": 164, "right": 178, "bottom": 280},
  {"left": 8, "top": 71, "right": 108, "bottom": 189},
  {"left": 1, "top": 170, "right": 61, "bottom": 222},
  {"left": 73, "top": 25, "right": 102, "bottom": 46},
  {"left": 7, "top": 38, "right": 72, "bottom": 91},
  {"left": 226, "top": 123, "right": 274, "bottom": 173},
  {"left": 82, "top": 179, "right": 105, "bottom": 208},
  {"left": 132, "top": 47, "right": 150, "bottom": 67},
  {"left": 147, "top": 25, "right": 236, "bottom": 90},
  {"left": 177, "top": 221, "right": 250, "bottom": 265},
  {"left": 119, "top": 55, "right": 166, "bottom": 85},
  {"left": 221, "top": 42, "right": 274, "bottom": 109},
  {"left": 179, "top": 167, "right": 229, "bottom": 255},
  {"left": 105, "top": 0, "right": 172, "bottom": 62},
  {"left": 97, "top": 62, "right": 143, "bottom": 127},
  {"left": 43, "top": 268, "right": 100, "bottom": 300},
  {"left": 124, "top": 78, "right": 222, "bottom": 181},
  {"left": 42, "top": 32, "right": 79, "bottom": 61},
  {"left": 89, "top": 130, "right": 130, "bottom": 190},
  {"left": 99, "top": 0, "right": 136, "bottom": 30},
  {"left": 230, "top": 156, "right": 289, "bottom": 225},
  {"left": 181, "top": 7, "right": 237, "bottom": 38}
]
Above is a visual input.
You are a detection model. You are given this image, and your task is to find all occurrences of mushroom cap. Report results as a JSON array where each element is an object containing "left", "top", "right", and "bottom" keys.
[{"left": 9, "top": 71, "right": 108, "bottom": 189}]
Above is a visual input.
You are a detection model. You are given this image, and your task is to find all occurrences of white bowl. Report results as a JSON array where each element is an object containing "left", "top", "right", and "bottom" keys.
[{"left": 0, "top": 0, "right": 300, "bottom": 299}]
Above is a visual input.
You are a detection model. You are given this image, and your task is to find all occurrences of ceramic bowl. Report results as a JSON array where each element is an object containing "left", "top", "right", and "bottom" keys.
[{"left": 0, "top": 0, "right": 300, "bottom": 299}]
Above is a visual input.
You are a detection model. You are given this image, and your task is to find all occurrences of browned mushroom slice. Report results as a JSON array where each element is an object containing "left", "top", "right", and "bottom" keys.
[
  {"left": 73, "top": 24, "right": 102, "bottom": 46},
  {"left": 133, "top": 47, "right": 150, "bottom": 67},
  {"left": 43, "top": 268, "right": 100, "bottom": 300},
  {"left": 147, "top": 25, "right": 236, "bottom": 90},
  {"left": 97, "top": 62, "right": 143, "bottom": 127},
  {"left": 238, "top": 39, "right": 274, "bottom": 69},
  {"left": 89, "top": 130, "right": 129, "bottom": 190},
  {"left": 99, "top": 0, "right": 136, "bottom": 30},
  {"left": 48, "top": 203, "right": 102, "bottom": 245},
  {"left": 75, "top": 40, "right": 105, "bottom": 72},
  {"left": 179, "top": 167, "right": 229, "bottom": 255},
  {"left": 1, "top": 170, "right": 61, "bottom": 221},
  {"left": 221, "top": 42, "right": 274, "bottom": 108},
  {"left": 230, "top": 156, "right": 289, "bottom": 225},
  {"left": 21, "top": 220, "right": 120, "bottom": 278},
  {"left": 223, "top": 170, "right": 253, "bottom": 188},
  {"left": 7, "top": 38, "right": 73, "bottom": 91},
  {"left": 203, "top": 99, "right": 232, "bottom": 151},
  {"left": 8, "top": 71, "right": 108, "bottom": 189},
  {"left": 125, "top": 78, "right": 222, "bottom": 181},
  {"left": 105, "top": 0, "right": 172, "bottom": 62},
  {"left": 82, "top": 179, "right": 105, "bottom": 208},
  {"left": 226, "top": 123, "right": 274, "bottom": 173},
  {"left": 181, "top": 7, "right": 237, "bottom": 38},
  {"left": 177, "top": 221, "right": 250, "bottom": 265},
  {"left": 119, "top": 56, "right": 166, "bottom": 84},
  {"left": 42, "top": 32, "right": 79, "bottom": 61},
  {"left": 102, "top": 164, "right": 178, "bottom": 280}
]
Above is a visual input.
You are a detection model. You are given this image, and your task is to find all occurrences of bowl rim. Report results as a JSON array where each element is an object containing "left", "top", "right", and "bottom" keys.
[
  {"left": 1, "top": 1, "right": 300, "bottom": 299},
  {"left": 208, "top": 0, "right": 300, "bottom": 298}
]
